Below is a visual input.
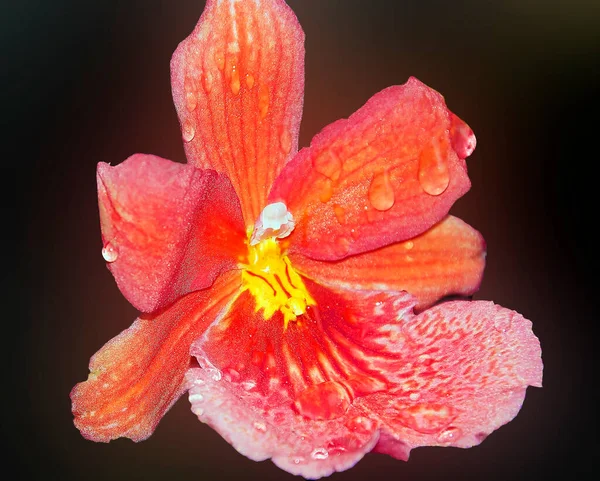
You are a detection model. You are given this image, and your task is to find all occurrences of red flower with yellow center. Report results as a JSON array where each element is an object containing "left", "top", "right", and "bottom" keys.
[{"left": 71, "top": 0, "right": 543, "bottom": 478}]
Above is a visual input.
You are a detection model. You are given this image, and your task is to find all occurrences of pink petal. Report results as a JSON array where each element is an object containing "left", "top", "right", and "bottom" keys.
[
  {"left": 366, "top": 299, "right": 542, "bottom": 456},
  {"left": 98, "top": 154, "right": 245, "bottom": 313},
  {"left": 184, "top": 277, "right": 541, "bottom": 476},
  {"left": 269, "top": 77, "right": 475, "bottom": 260},
  {"left": 171, "top": 0, "right": 305, "bottom": 224}
]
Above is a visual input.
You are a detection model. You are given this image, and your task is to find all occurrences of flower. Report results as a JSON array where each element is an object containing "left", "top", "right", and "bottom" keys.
[{"left": 71, "top": 0, "right": 543, "bottom": 478}]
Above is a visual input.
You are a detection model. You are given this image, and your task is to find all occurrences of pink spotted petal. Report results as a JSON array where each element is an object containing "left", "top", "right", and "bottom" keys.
[
  {"left": 185, "top": 279, "right": 541, "bottom": 477},
  {"left": 269, "top": 77, "right": 474, "bottom": 260},
  {"left": 98, "top": 154, "right": 245, "bottom": 313}
]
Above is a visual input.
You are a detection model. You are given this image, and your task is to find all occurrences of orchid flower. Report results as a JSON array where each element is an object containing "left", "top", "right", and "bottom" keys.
[{"left": 71, "top": 0, "right": 543, "bottom": 478}]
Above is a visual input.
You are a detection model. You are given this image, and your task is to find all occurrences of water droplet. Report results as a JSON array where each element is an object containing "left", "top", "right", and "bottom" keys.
[
  {"left": 294, "top": 381, "right": 352, "bottom": 421},
  {"left": 280, "top": 129, "right": 292, "bottom": 154},
  {"left": 404, "top": 241, "right": 414, "bottom": 250},
  {"left": 368, "top": 171, "right": 395, "bottom": 211},
  {"left": 292, "top": 457, "right": 305, "bottom": 465},
  {"left": 182, "top": 119, "right": 195, "bottom": 142},
  {"left": 333, "top": 204, "right": 346, "bottom": 224},
  {"left": 311, "top": 448, "right": 329, "bottom": 460},
  {"left": 245, "top": 73, "right": 255, "bottom": 89},
  {"left": 418, "top": 139, "right": 450, "bottom": 196},
  {"left": 230, "top": 65, "right": 240, "bottom": 95},
  {"left": 102, "top": 243, "right": 118, "bottom": 263},
  {"left": 202, "top": 72, "right": 213, "bottom": 94},
  {"left": 395, "top": 403, "right": 454, "bottom": 434},
  {"left": 241, "top": 380, "right": 256, "bottom": 391},
  {"left": 345, "top": 416, "right": 374, "bottom": 434},
  {"left": 494, "top": 312, "right": 512, "bottom": 332},
  {"left": 196, "top": 354, "right": 222, "bottom": 381},
  {"left": 253, "top": 421, "right": 267, "bottom": 432},
  {"left": 450, "top": 113, "right": 476, "bottom": 159},
  {"left": 319, "top": 178, "right": 333, "bottom": 203},
  {"left": 215, "top": 52, "right": 225, "bottom": 71},
  {"left": 313, "top": 150, "right": 342, "bottom": 181},
  {"left": 437, "top": 426, "right": 463, "bottom": 443},
  {"left": 184, "top": 77, "right": 197, "bottom": 112},
  {"left": 189, "top": 393, "right": 204, "bottom": 402},
  {"left": 258, "top": 84, "right": 269, "bottom": 119},
  {"left": 333, "top": 236, "right": 351, "bottom": 257}
]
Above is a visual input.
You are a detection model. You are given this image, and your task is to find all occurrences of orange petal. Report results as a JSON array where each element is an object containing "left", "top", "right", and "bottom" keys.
[
  {"left": 171, "top": 0, "right": 305, "bottom": 225},
  {"left": 98, "top": 154, "right": 245, "bottom": 313},
  {"left": 70, "top": 271, "right": 241, "bottom": 442},
  {"left": 269, "top": 77, "right": 475, "bottom": 260},
  {"left": 291, "top": 216, "right": 486, "bottom": 310}
]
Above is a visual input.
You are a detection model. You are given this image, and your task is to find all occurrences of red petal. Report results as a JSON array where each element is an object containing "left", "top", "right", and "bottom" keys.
[
  {"left": 269, "top": 78, "right": 475, "bottom": 260},
  {"left": 70, "top": 271, "right": 241, "bottom": 442},
  {"left": 184, "top": 279, "right": 541, "bottom": 476},
  {"left": 98, "top": 154, "right": 245, "bottom": 313},
  {"left": 171, "top": 0, "right": 305, "bottom": 225},
  {"left": 186, "top": 290, "right": 383, "bottom": 478},
  {"left": 367, "top": 300, "right": 542, "bottom": 457},
  {"left": 291, "top": 216, "right": 486, "bottom": 310}
]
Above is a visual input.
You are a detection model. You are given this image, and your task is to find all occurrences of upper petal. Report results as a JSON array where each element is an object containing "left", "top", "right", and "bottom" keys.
[
  {"left": 98, "top": 154, "right": 245, "bottom": 313},
  {"left": 291, "top": 215, "right": 486, "bottom": 310},
  {"left": 269, "top": 77, "right": 475, "bottom": 260},
  {"left": 171, "top": 0, "right": 305, "bottom": 225},
  {"left": 70, "top": 271, "right": 241, "bottom": 442}
]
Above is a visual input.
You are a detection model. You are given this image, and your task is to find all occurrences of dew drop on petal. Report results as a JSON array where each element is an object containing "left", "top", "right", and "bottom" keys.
[
  {"left": 182, "top": 119, "right": 196, "bottom": 142},
  {"left": 418, "top": 140, "right": 450, "bottom": 196},
  {"left": 245, "top": 73, "right": 255, "bottom": 89},
  {"left": 258, "top": 84, "right": 270, "bottom": 119},
  {"left": 102, "top": 243, "right": 118, "bottom": 263},
  {"left": 215, "top": 52, "right": 225, "bottom": 71},
  {"left": 368, "top": 171, "right": 395, "bottom": 211},
  {"left": 334, "top": 236, "right": 352, "bottom": 257},
  {"left": 202, "top": 72, "right": 213, "bottom": 94},
  {"left": 184, "top": 77, "right": 197, "bottom": 112},
  {"left": 294, "top": 381, "right": 352, "bottom": 421},
  {"left": 319, "top": 178, "right": 333, "bottom": 203},
  {"left": 450, "top": 113, "right": 476, "bottom": 159},
  {"left": 396, "top": 403, "right": 454, "bottom": 434},
  {"left": 333, "top": 204, "right": 346, "bottom": 224},
  {"left": 345, "top": 416, "right": 374, "bottom": 434},
  {"left": 311, "top": 448, "right": 329, "bottom": 460},
  {"left": 230, "top": 65, "right": 240, "bottom": 95},
  {"left": 405, "top": 241, "right": 414, "bottom": 250},
  {"left": 313, "top": 150, "right": 342, "bottom": 181},
  {"left": 189, "top": 393, "right": 204, "bottom": 402},
  {"left": 437, "top": 426, "right": 463, "bottom": 443},
  {"left": 280, "top": 128, "right": 292, "bottom": 154},
  {"left": 253, "top": 421, "right": 267, "bottom": 433},
  {"left": 241, "top": 380, "right": 256, "bottom": 391}
]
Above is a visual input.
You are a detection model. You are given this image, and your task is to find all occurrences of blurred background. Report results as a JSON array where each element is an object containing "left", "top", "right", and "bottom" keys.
[{"left": 6, "top": 0, "right": 597, "bottom": 480}]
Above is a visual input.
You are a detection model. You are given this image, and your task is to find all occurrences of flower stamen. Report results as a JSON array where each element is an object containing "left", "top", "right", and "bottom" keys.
[{"left": 242, "top": 237, "right": 315, "bottom": 328}]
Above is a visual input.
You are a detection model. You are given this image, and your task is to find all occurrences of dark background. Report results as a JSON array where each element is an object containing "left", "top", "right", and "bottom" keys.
[{"left": 6, "top": 0, "right": 597, "bottom": 480}]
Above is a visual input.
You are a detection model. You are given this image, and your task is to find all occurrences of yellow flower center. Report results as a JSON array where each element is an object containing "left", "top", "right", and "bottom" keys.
[{"left": 241, "top": 237, "right": 315, "bottom": 328}]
